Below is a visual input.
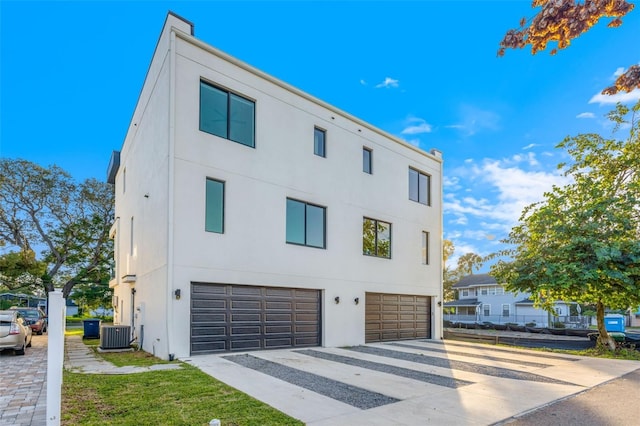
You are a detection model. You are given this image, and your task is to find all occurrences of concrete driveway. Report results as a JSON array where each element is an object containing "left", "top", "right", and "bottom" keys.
[
  {"left": 0, "top": 334, "right": 47, "bottom": 425},
  {"left": 186, "top": 339, "right": 640, "bottom": 425}
]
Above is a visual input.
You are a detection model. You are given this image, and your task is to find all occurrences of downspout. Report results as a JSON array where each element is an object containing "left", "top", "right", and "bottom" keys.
[{"left": 165, "top": 28, "right": 177, "bottom": 360}]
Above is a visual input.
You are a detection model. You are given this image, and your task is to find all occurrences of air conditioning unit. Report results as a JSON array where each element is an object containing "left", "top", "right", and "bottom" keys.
[{"left": 100, "top": 325, "right": 131, "bottom": 350}]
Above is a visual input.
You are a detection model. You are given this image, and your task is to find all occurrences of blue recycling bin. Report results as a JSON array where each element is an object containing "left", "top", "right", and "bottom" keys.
[
  {"left": 604, "top": 315, "right": 625, "bottom": 333},
  {"left": 83, "top": 319, "right": 102, "bottom": 339}
]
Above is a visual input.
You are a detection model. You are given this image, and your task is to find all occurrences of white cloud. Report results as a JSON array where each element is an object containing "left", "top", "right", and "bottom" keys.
[
  {"left": 401, "top": 117, "right": 432, "bottom": 135},
  {"left": 576, "top": 112, "right": 595, "bottom": 119},
  {"left": 522, "top": 143, "right": 539, "bottom": 150},
  {"left": 375, "top": 77, "right": 399, "bottom": 89},
  {"left": 613, "top": 67, "right": 625, "bottom": 78},
  {"left": 589, "top": 88, "right": 640, "bottom": 105},
  {"left": 360, "top": 79, "right": 367, "bottom": 86}
]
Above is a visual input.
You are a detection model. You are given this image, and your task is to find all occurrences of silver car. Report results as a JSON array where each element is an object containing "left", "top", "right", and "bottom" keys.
[{"left": 0, "top": 310, "right": 33, "bottom": 355}]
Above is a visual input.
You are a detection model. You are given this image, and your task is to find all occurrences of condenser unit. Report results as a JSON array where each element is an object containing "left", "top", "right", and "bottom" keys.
[{"left": 100, "top": 325, "right": 131, "bottom": 349}]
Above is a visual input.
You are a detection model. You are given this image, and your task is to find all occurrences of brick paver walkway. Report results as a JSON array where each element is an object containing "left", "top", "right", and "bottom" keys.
[{"left": 0, "top": 334, "right": 47, "bottom": 426}]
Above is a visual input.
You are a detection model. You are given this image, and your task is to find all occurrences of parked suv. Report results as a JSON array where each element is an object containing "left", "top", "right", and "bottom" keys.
[
  {"left": 9, "top": 307, "right": 47, "bottom": 335},
  {"left": 0, "top": 310, "right": 32, "bottom": 355}
]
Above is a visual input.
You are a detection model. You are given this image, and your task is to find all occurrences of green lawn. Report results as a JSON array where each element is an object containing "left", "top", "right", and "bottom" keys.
[{"left": 62, "top": 335, "right": 303, "bottom": 426}]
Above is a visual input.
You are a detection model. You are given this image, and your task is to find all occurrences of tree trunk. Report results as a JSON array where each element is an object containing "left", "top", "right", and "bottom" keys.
[{"left": 596, "top": 300, "right": 616, "bottom": 350}]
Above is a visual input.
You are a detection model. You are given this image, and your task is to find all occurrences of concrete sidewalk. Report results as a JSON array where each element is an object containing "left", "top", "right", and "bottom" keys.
[{"left": 186, "top": 339, "right": 640, "bottom": 425}]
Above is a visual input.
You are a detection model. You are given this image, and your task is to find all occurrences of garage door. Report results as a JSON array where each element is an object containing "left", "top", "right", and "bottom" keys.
[
  {"left": 365, "top": 292, "right": 431, "bottom": 343},
  {"left": 191, "top": 283, "right": 321, "bottom": 354}
]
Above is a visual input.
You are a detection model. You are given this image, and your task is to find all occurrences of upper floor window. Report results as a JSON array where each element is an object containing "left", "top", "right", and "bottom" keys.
[
  {"left": 314, "top": 127, "right": 326, "bottom": 157},
  {"left": 421, "top": 231, "right": 429, "bottom": 265},
  {"left": 363, "top": 217, "right": 391, "bottom": 259},
  {"left": 286, "top": 198, "right": 326, "bottom": 248},
  {"left": 461, "top": 289, "right": 469, "bottom": 297},
  {"left": 363, "top": 147, "right": 372, "bottom": 174},
  {"left": 205, "top": 178, "right": 225, "bottom": 233},
  {"left": 200, "top": 80, "right": 255, "bottom": 148},
  {"left": 409, "top": 168, "right": 430, "bottom": 205}
]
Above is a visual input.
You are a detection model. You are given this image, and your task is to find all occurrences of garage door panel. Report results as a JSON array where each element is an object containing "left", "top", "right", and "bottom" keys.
[
  {"left": 191, "top": 283, "right": 320, "bottom": 354},
  {"left": 231, "top": 313, "right": 261, "bottom": 322},
  {"left": 265, "top": 301, "right": 292, "bottom": 310},
  {"left": 230, "top": 326, "right": 261, "bottom": 335},
  {"left": 231, "top": 300, "right": 262, "bottom": 310},
  {"left": 365, "top": 292, "right": 431, "bottom": 343},
  {"left": 191, "top": 313, "right": 227, "bottom": 322}
]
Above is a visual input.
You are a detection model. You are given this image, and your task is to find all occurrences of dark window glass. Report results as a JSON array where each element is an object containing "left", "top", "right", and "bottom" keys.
[
  {"left": 363, "top": 217, "right": 391, "bottom": 259},
  {"left": 200, "top": 81, "right": 255, "bottom": 148},
  {"left": 409, "top": 168, "right": 430, "bottom": 205},
  {"left": 229, "top": 93, "right": 255, "bottom": 147},
  {"left": 363, "top": 148, "right": 372, "bottom": 174},
  {"left": 200, "top": 83, "right": 228, "bottom": 139},
  {"left": 286, "top": 199, "right": 326, "bottom": 248},
  {"left": 314, "top": 128, "right": 326, "bottom": 157},
  {"left": 205, "top": 179, "right": 224, "bottom": 233}
]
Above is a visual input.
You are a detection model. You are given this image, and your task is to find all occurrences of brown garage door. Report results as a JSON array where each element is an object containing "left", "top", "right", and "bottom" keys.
[
  {"left": 365, "top": 292, "right": 431, "bottom": 343},
  {"left": 191, "top": 283, "right": 321, "bottom": 355}
]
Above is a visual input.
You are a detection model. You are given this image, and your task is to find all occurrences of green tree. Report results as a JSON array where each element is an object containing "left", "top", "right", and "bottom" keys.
[
  {"left": 457, "top": 253, "right": 484, "bottom": 276},
  {"left": 0, "top": 159, "right": 114, "bottom": 299},
  {"left": 443, "top": 240, "right": 456, "bottom": 301},
  {"left": 491, "top": 103, "right": 640, "bottom": 349},
  {"left": 498, "top": 0, "right": 639, "bottom": 95}
]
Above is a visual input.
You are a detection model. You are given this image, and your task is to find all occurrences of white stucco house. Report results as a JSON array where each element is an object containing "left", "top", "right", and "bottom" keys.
[
  {"left": 106, "top": 12, "right": 443, "bottom": 359},
  {"left": 443, "top": 274, "right": 574, "bottom": 327}
]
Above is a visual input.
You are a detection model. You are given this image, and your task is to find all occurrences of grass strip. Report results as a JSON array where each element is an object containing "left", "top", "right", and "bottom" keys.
[{"left": 62, "top": 363, "right": 303, "bottom": 426}]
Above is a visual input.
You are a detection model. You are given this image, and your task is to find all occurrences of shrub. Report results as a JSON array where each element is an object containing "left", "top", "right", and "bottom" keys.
[{"left": 553, "top": 322, "right": 566, "bottom": 328}]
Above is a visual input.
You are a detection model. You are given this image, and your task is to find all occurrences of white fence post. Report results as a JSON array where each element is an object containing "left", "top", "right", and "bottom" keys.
[{"left": 46, "top": 290, "right": 65, "bottom": 426}]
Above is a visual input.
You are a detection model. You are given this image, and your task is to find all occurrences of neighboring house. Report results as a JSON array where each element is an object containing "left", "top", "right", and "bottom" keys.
[
  {"left": 107, "top": 13, "right": 443, "bottom": 359},
  {"left": 628, "top": 307, "right": 640, "bottom": 327},
  {"left": 0, "top": 293, "right": 46, "bottom": 311},
  {"left": 443, "top": 274, "right": 574, "bottom": 327}
]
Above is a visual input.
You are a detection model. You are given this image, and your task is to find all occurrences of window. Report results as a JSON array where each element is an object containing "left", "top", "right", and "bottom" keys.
[
  {"left": 363, "top": 217, "right": 391, "bottom": 259},
  {"left": 409, "top": 168, "right": 431, "bottom": 205},
  {"left": 483, "top": 304, "right": 491, "bottom": 317},
  {"left": 496, "top": 286, "right": 504, "bottom": 295},
  {"left": 363, "top": 147, "right": 372, "bottom": 174},
  {"left": 205, "top": 178, "right": 224, "bottom": 233},
  {"left": 130, "top": 216, "right": 134, "bottom": 256},
  {"left": 200, "top": 80, "right": 255, "bottom": 148},
  {"left": 421, "top": 231, "right": 429, "bottom": 264},
  {"left": 462, "top": 289, "right": 469, "bottom": 297},
  {"left": 481, "top": 287, "right": 488, "bottom": 296},
  {"left": 314, "top": 127, "right": 326, "bottom": 157},
  {"left": 502, "top": 304, "right": 511, "bottom": 317},
  {"left": 286, "top": 199, "right": 326, "bottom": 248}
]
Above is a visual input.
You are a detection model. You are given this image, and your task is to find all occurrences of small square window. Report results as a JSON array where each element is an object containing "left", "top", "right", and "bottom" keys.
[
  {"left": 314, "top": 128, "right": 326, "bottom": 157},
  {"left": 363, "top": 147, "right": 372, "bottom": 174},
  {"left": 363, "top": 217, "right": 391, "bottom": 259}
]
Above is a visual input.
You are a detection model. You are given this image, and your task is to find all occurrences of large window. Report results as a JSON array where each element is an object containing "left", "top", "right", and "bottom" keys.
[
  {"left": 409, "top": 168, "right": 430, "bottom": 205},
  {"left": 363, "top": 217, "right": 391, "bottom": 259},
  {"left": 200, "top": 80, "right": 255, "bottom": 148},
  {"left": 314, "top": 127, "right": 326, "bottom": 157},
  {"left": 205, "top": 178, "right": 224, "bottom": 233},
  {"left": 363, "top": 147, "right": 372, "bottom": 174},
  {"left": 286, "top": 198, "right": 326, "bottom": 248},
  {"left": 421, "top": 231, "right": 429, "bottom": 265}
]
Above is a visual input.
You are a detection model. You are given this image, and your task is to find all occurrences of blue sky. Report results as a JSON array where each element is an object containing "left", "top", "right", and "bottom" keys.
[{"left": 2, "top": 0, "right": 639, "bottom": 270}]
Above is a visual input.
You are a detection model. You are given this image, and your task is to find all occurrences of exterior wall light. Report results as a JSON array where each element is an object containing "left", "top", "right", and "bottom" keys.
[
  {"left": 354, "top": 297, "right": 360, "bottom": 305},
  {"left": 334, "top": 296, "right": 340, "bottom": 304},
  {"left": 175, "top": 289, "right": 181, "bottom": 300}
]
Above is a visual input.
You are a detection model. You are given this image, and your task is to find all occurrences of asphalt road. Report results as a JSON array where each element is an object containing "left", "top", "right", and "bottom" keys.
[{"left": 500, "top": 368, "right": 640, "bottom": 426}]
